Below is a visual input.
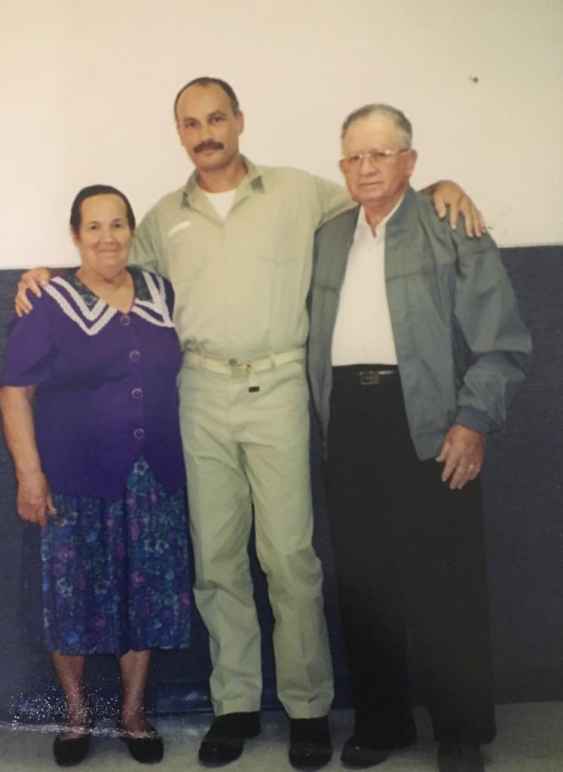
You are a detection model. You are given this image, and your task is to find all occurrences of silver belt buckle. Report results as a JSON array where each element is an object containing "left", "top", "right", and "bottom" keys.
[
  {"left": 358, "top": 369, "right": 380, "bottom": 386},
  {"left": 228, "top": 358, "right": 250, "bottom": 377}
]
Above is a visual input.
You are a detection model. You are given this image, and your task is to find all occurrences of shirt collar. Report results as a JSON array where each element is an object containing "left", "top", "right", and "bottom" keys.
[
  {"left": 355, "top": 194, "right": 405, "bottom": 241},
  {"left": 63, "top": 266, "right": 149, "bottom": 309},
  {"left": 181, "top": 155, "right": 265, "bottom": 208}
]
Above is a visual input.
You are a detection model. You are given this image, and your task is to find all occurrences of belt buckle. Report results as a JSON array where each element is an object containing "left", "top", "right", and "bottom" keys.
[
  {"left": 358, "top": 369, "right": 380, "bottom": 386},
  {"left": 228, "top": 358, "right": 252, "bottom": 378}
]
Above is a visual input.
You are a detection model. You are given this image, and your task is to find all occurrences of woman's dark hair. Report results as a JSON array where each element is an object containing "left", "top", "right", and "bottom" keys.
[{"left": 69, "top": 184, "right": 136, "bottom": 236}]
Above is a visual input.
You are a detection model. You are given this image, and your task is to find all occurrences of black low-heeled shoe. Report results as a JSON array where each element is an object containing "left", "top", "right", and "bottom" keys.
[
  {"left": 119, "top": 721, "right": 164, "bottom": 764},
  {"left": 53, "top": 730, "right": 91, "bottom": 767}
]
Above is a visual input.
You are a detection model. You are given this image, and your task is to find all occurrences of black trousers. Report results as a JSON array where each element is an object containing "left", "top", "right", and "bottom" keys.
[{"left": 327, "top": 366, "right": 496, "bottom": 744}]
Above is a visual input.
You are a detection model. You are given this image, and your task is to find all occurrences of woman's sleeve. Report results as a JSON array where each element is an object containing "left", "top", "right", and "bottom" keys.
[{"left": 1, "top": 298, "right": 56, "bottom": 386}]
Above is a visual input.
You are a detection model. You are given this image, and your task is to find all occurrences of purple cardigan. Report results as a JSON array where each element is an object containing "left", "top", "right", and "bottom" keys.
[{"left": 1, "top": 268, "right": 186, "bottom": 498}]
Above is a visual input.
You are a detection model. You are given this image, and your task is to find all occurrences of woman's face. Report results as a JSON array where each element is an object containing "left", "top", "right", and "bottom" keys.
[{"left": 73, "top": 194, "right": 132, "bottom": 281}]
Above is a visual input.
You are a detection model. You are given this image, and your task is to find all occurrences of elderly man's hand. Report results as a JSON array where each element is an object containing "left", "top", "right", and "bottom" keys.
[
  {"left": 428, "top": 180, "right": 486, "bottom": 238},
  {"left": 15, "top": 267, "right": 52, "bottom": 317},
  {"left": 436, "top": 425, "right": 485, "bottom": 490},
  {"left": 16, "top": 471, "right": 56, "bottom": 527}
]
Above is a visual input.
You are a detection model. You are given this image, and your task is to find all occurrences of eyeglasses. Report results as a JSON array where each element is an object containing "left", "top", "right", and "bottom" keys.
[{"left": 340, "top": 148, "right": 410, "bottom": 172}]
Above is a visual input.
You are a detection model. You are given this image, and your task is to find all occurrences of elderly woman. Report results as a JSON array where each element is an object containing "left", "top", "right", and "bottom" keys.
[{"left": 0, "top": 185, "right": 191, "bottom": 766}]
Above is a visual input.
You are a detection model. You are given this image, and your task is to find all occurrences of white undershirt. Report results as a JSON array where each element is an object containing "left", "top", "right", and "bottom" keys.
[
  {"left": 203, "top": 189, "right": 236, "bottom": 220},
  {"left": 331, "top": 200, "right": 403, "bottom": 366}
]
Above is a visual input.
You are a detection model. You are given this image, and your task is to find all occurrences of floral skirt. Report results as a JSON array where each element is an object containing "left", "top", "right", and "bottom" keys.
[{"left": 41, "top": 458, "right": 192, "bottom": 656}]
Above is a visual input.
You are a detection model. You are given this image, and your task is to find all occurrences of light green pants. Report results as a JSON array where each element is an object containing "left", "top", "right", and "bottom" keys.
[{"left": 178, "top": 360, "right": 334, "bottom": 718}]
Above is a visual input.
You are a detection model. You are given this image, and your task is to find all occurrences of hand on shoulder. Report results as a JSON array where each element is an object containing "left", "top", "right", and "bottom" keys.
[{"left": 15, "top": 267, "right": 52, "bottom": 317}]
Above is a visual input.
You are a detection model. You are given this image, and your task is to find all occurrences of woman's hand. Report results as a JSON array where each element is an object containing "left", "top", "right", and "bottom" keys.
[
  {"left": 1, "top": 385, "right": 54, "bottom": 527},
  {"left": 16, "top": 470, "right": 56, "bottom": 527}
]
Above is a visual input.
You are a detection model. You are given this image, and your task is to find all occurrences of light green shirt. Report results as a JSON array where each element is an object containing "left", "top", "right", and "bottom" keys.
[{"left": 131, "top": 157, "right": 352, "bottom": 360}]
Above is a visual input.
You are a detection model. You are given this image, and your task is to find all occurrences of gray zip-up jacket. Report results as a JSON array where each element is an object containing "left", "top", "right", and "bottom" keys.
[{"left": 308, "top": 187, "right": 532, "bottom": 459}]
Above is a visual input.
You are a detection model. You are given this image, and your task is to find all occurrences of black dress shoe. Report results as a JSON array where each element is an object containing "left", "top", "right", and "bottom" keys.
[
  {"left": 353, "top": 711, "right": 417, "bottom": 749},
  {"left": 289, "top": 716, "right": 332, "bottom": 770},
  {"left": 53, "top": 731, "right": 91, "bottom": 767},
  {"left": 340, "top": 738, "right": 389, "bottom": 769},
  {"left": 198, "top": 711, "right": 261, "bottom": 767},
  {"left": 437, "top": 741, "right": 484, "bottom": 772},
  {"left": 119, "top": 722, "right": 164, "bottom": 764},
  {"left": 341, "top": 720, "right": 417, "bottom": 769}
]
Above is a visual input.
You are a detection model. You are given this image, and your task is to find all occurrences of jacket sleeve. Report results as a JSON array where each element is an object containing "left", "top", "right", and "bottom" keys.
[{"left": 451, "top": 224, "right": 532, "bottom": 434}]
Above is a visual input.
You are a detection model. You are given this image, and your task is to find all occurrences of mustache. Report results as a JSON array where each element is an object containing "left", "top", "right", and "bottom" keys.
[{"left": 194, "top": 140, "right": 224, "bottom": 153}]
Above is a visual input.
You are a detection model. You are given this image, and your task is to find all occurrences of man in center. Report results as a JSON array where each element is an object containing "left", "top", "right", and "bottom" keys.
[{"left": 111, "top": 81, "right": 488, "bottom": 769}]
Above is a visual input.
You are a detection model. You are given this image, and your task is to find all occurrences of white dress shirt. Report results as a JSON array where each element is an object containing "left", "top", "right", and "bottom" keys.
[{"left": 331, "top": 200, "right": 403, "bottom": 365}]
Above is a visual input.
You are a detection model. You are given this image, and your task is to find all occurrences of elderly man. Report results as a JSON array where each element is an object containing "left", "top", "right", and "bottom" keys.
[
  {"left": 307, "top": 104, "right": 531, "bottom": 772},
  {"left": 16, "top": 79, "right": 486, "bottom": 770}
]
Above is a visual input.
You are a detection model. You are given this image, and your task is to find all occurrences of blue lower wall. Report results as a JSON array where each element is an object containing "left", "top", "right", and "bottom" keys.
[{"left": 0, "top": 246, "right": 562, "bottom": 723}]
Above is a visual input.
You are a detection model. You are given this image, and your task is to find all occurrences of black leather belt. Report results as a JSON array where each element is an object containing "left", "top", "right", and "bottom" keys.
[{"left": 332, "top": 364, "right": 400, "bottom": 386}]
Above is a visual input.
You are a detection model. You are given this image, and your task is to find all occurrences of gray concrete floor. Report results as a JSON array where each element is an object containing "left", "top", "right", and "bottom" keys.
[{"left": 1, "top": 703, "right": 562, "bottom": 771}]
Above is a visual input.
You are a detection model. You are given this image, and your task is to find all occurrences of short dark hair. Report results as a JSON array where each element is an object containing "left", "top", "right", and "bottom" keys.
[
  {"left": 69, "top": 185, "right": 136, "bottom": 236},
  {"left": 173, "top": 76, "right": 240, "bottom": 120}
]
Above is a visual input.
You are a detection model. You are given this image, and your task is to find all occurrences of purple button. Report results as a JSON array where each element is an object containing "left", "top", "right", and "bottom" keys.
[
  {"left": 120, "top": 314, "right": 131, "bottom": 326},
  {"left": 133, "top": 428, "right": 145, "bottom": 440},
  {"left": 131, "top": 387, "right": 143, "bottom": 400},
  {"left": 129, "top": 350, "right": 141, "bottom": 363}
]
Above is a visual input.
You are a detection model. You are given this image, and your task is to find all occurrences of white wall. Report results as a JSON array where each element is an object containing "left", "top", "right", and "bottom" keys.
[{"left": 2, "top": 0, "right": 562, "bottom": 267}]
